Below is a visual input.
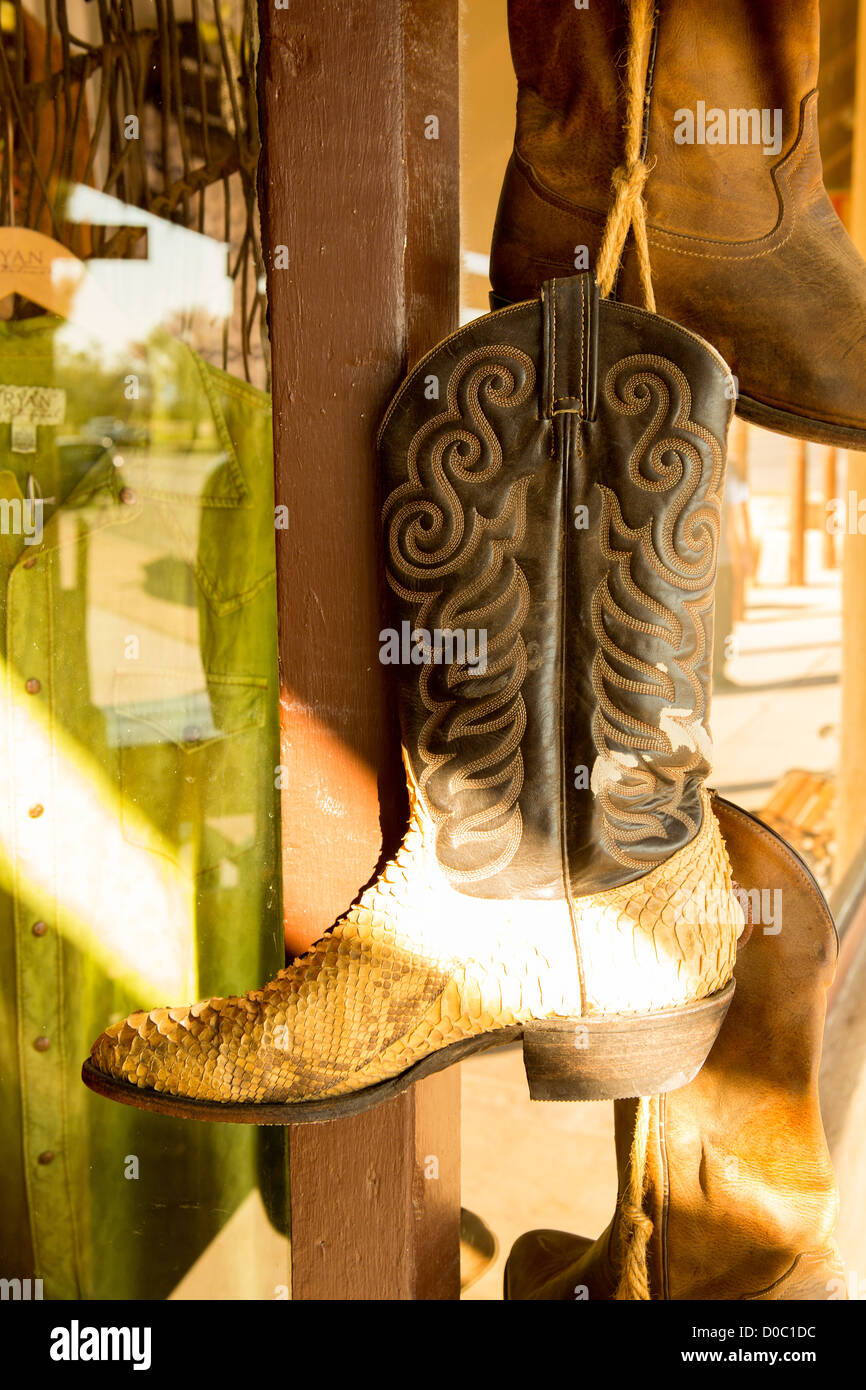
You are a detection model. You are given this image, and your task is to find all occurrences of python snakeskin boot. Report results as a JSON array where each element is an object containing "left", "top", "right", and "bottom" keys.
[{"left": 83, "top": 272, "right": 743, "bottom": 1124}]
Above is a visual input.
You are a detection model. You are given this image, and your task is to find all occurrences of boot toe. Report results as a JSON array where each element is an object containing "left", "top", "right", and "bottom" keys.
[
  {"left": 89, "top": 998, "right": 231, "bottom": 1099},
  {"left": 505, "top": 1229, "right": 593, "bottom": 1300}
]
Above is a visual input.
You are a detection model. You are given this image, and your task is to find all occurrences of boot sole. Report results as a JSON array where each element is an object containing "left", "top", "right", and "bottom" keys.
[
  {"left": 522, "top": 980, "right": 735, "bottom": 1101},
  {"left": 736, "top": 393, "right": 866, "bottom": 451},
  {"left": 81, "top": 981, "right": 733, "bottom": 1124},
  {"left": 80, "top": 1028, "right": 523, "bottom": 1126}
]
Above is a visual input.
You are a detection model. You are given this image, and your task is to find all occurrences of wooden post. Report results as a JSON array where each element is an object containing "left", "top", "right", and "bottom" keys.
[
  {"left": 788, "top": 438, "right": 808, "bottom": 587},
  {"left": 728, "top": 414, "right": 748, "bottom": 626},
  {"left": 257, "top": 0, "right": 461, "bottom": 1299},
  {"left": 837, "top": 0, "right": 866, "bottom": 881},
  {"left": 823, "top": 447, "right": 838, "bottom": 570}
]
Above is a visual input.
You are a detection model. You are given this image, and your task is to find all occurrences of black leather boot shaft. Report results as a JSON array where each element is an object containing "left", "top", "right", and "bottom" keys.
[{"left": 378, "top": 274, "right": 733, "bottom": 899}]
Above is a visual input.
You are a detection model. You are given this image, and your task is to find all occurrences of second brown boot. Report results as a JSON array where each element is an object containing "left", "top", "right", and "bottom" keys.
[
  {"left": 504, "top": 797, "right": 845, "bottom": 1300},
  {"left": 492, "top": 0, "right": 866, "bottom": 450}
]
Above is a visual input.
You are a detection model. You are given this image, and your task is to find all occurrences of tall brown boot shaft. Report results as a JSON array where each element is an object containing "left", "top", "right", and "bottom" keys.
[
  {"left": 493, "top": 0, "right": 866, "bottom": 449},
  {"left": 507, "top": 0, "right": 818, "bottom": 240}
]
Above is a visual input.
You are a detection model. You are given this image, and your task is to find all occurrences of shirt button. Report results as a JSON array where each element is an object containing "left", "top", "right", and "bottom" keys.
[
  {"left": 25, "top": 678, "right": 41, "bottom": 695},
  {"left": 31, "top": 920, "right": 48, "bottom": 937},
  {"left": 33, "top": 1036, "right": 51, "bottom": 1052},
  {"left": 37, "top": 1151, "right": 55, "bottom": 1165},
  {"left": 120, "top": 487, "right": 136, "bottom": 505},
  {"left": 28, "top": 804, "right": 44, "bottom": 819}
]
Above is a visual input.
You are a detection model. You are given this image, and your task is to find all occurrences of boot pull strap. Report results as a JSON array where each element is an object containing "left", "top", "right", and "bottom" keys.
[
  {"left": 595, "top": 0, "right": 658, "bottom": 313},
  {"left": 541, "top": 274, "right": 599, "bottom": 421}
]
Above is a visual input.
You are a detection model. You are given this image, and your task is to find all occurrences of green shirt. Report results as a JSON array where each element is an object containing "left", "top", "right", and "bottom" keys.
[{"left": 0, "top": 316, "right": 285, "bottom": 1299}]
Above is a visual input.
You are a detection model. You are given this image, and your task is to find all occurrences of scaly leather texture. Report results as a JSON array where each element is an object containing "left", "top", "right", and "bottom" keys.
[
  {"left": 492, "top": 0, "right": 866, "bottom": 446},
  {"left": 88, "top": 275, "right": 742, "bottom": 1107},
  {"left": 90, "top": 776, "right": 736, "bottom": 1102},
  {"left": 505, "top": 797, "right": 845, "bottom": 1301}
]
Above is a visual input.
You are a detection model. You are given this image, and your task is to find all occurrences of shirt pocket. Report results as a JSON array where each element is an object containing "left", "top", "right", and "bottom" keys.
[{"left": 112, "top": 670, "right": 270, "bottom": 879}]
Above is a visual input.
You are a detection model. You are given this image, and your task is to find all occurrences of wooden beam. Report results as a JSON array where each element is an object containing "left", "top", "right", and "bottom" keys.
[
  {"left": 823, "top": 448, "right": 838, "bottom": 570},
  {"left": 257, "top": 0, "right": 461, "bottom": 1299},
  {"left": 788, "top": 439, "right": 808, "bottom": 588},
  {"left": 837, "top": 0, "right": 866, "bottom": 880},
  {"left": 286, "top": 1071, "right": 460, "bottom": 1300},
  {"left": 823, "top": 0, "right": 866, "bottom": 1287}
]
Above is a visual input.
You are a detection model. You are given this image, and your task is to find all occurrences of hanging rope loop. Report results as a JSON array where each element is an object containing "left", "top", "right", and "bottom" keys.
[
  {"left": 614, "top": 1094, "right": 654, "bottom": 1300},
  {"left": 612, "top": 159, "right": 648, "bottom": 202},
  {"left": 595, "top": 0, "right": 657, "bottom": 312},
  {"left": 598, "top": 3, "right": 660, "bottom": 1301}
]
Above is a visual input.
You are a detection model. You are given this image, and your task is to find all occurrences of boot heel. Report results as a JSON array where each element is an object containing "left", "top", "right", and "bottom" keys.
[{"left": 522, "top": 980, "right": 735, "bottom": 1101}]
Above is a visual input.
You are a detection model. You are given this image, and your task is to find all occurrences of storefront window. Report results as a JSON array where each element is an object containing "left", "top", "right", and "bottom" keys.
[
  {"left": 0, "top": 0, "right": 286, "bottom": 1300},
  {"left": 2, "top": 0, "right": 863, "bottom": 1318}
]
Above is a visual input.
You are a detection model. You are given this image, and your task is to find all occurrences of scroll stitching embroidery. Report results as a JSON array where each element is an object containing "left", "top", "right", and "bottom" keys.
[
  {"left": 382, "top": 345, "right": 536, "bottom": 883},
  {"left": 591, "top": 354, "right": 723, "bottom": 870}
]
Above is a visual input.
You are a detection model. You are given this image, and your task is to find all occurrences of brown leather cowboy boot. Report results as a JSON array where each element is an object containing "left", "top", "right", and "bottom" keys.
[
  {"left": 491, "top": 0, "right": 866, "bottom": 450},
  {"left": 83, "top": 273, "right": 742, "bottom": 1123},
  {"left": 505, "top": 797, "right": 845, "bottom": 1300}
]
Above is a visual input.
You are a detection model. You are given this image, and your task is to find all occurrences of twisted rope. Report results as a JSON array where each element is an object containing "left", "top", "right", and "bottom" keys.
[
  {"left": 595, "top": 0, "right": 657, "bottom": 312},
  {"left": 599, "top": 2, "right": 663, "bottom": 1301},
  {"left": 614, "top": 1094, "right": 653, "bottom": 1299}
]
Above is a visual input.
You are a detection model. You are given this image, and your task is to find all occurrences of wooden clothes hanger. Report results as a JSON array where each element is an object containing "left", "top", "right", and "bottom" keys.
[
  {"left": 0, "top": 111, "right": 140, "bottom": 346},
  {"left": 0, "top": 224, "right": 95, "bottom": 316},
  {"left": 0, "top": 223, "right": 143, "bottom": 346}
]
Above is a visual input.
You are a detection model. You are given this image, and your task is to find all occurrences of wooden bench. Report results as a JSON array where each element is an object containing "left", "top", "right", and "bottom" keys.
[{"left": 759, "top": 769, "right": 836, "bottom": 891}]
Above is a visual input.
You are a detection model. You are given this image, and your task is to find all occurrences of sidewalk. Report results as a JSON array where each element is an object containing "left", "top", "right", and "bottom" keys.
[{"left": 712, "top": 502, "right": 841, "bottom": 815}]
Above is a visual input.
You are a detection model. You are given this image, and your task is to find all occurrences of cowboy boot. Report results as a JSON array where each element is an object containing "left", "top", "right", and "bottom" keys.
[
  {"left": 491, "top": 0, "right": 866, "bottom": 450},
  {"left": 460, "top": 1208, "right": 499, "bottom": 1293},
  {"left": 83, "top": 273, "right": 742, "bottom": 1123},
  {"left": 505, "top": 796, "right": 845, "bottom": 1300}
]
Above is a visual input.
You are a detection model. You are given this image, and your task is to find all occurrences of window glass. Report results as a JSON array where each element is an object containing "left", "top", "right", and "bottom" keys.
[{"left": 0, "top": 0, "right": 286, "bottom": 1300}]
